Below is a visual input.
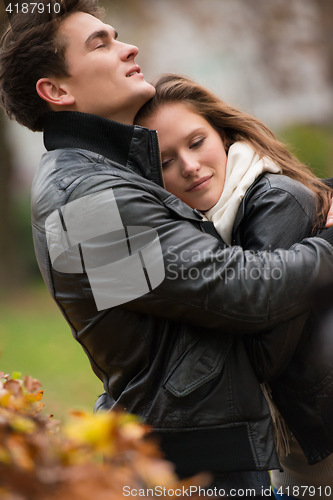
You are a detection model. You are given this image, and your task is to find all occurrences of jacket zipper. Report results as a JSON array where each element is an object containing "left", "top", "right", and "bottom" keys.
[
  {"left": 153, "top": 131, "right": 165, "bottom": 189},
  {"left": 232, "top": 199, "right": 246, "bottom": 243}
]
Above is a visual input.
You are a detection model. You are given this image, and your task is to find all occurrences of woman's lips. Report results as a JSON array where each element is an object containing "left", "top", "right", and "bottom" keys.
[{"left": 187, "top": 175, "right": 213, "bottom": 192}]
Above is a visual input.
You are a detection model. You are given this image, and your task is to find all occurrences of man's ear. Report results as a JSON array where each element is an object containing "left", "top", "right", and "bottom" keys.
[{"left": 36, "top": 78, "right": 75, "bottom": 108}]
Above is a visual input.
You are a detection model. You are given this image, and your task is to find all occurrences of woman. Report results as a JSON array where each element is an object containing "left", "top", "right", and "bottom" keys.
[{"left": 135, "top": 74, "right": 333, "bottom": 499}]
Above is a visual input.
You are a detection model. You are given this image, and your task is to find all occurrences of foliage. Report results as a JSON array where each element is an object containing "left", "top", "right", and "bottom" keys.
[{"left": 0, "top": 372, "right": 206, "bottom": 499}]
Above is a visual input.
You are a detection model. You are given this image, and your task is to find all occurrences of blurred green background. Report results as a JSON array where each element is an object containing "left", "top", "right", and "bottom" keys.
[
  {"left": 0, "top": 0, "right": 333, "bottom": 421},
  {"left": 279, "top": 125, "right": 333, "bottom": 180},
  {"left": 0, "top": 284, "right": 103, "bottom": 418}
]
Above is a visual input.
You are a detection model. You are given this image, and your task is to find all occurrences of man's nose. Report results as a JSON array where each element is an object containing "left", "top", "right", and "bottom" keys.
[{"left": 119, "top": 42, "right": 139, "bottom": 61}]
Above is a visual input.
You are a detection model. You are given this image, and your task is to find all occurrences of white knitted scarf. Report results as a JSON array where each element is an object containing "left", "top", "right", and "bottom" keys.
[{"left": 204, "top": 141, "right": 281, "bottom": 245}]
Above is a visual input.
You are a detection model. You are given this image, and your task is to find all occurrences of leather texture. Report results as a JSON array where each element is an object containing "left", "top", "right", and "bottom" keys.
[
  {"left": 31, "top": 112, "right": 333, "bottom": 472},
  {"left": 233, "top": 173, "right": 333, "bottom": 464}
]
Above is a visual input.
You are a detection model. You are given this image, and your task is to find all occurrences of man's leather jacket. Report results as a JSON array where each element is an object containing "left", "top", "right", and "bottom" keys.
[{"left": 31, "top": 111, "right": 333, "bottom": 475}]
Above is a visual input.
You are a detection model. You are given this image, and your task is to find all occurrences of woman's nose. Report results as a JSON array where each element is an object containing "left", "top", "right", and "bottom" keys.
[{"left": 181, "top": 154, "right": 201, "bottom": 176}]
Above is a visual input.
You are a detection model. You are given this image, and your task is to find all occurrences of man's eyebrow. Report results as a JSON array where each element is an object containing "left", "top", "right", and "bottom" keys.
[{"left": 85, "top": 29, "right": 118, "bottom": 47}]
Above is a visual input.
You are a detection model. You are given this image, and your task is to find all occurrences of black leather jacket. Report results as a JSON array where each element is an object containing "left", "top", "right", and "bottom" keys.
[
  {"left": 31, "top": 111, "right": 333, "bottom": 476},
  {"left": 232, "top": 173, "right": 333, "bottom": 464}
]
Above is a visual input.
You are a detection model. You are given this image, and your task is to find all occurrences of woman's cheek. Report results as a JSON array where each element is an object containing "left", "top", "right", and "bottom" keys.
[{"left": 164, "top": 170, "right": 178, "bottom": 194}]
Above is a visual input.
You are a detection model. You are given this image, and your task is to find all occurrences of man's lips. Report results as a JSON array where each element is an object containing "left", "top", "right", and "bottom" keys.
[
  {"left": 126, "top": 65, "right": 141, "bottom": 77},
  {"left": 186, "top": 175, "right": 213, "bottom": 192}
]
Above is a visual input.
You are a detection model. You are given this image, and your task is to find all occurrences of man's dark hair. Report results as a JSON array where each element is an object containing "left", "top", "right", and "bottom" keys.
[{"left": 0, "top": 0, "right": 104, "bottom": 131}]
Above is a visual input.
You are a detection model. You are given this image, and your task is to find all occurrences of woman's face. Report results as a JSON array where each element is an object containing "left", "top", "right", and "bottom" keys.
[{"left": 138, "top": 102, "right": 227, "bottom": 211}]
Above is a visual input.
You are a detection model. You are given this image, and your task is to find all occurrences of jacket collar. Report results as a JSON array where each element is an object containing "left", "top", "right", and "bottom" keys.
[{"left": 41, "top": 111, "right": 164, "bottom": 187}]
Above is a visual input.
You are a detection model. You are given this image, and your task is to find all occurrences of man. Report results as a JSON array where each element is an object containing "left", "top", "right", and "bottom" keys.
[{"left": 1, "top": 1, "right": 333, "bottom": 496}]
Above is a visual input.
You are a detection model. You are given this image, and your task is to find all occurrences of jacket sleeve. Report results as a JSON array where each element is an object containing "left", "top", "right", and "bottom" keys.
[
  {"left": 235, "top": 178, "right": 321, "bottom": 380},
  {"left": 234, "top": 182, "right": 315, "bottom": 250},
  {"left": 66, "top": 174, "right": 333, "bottom": 335}
]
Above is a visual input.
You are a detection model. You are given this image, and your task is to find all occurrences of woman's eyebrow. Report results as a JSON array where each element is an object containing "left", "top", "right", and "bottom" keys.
[
  {"left": 185, "top": 127, "right": 206, "bottom": 139},
  {"left": 160, "top": 128, "right": 205, "bottom": 154}
]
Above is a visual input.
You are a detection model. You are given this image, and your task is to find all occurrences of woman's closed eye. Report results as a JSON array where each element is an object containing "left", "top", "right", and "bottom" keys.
[
  {"left": 161, "top": 137, "right": 206, "bottom": 168},
  {"left": 162, "top": 158, "right": 173, "bottom": 169},
  {"left": 190, "top": 137, "right": 205, "bottom": 149}
]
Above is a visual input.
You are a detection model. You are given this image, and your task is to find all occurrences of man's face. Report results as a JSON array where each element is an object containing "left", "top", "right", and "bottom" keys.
[{"left": 56, "top": 12, "right": 155, "bottom": 124}]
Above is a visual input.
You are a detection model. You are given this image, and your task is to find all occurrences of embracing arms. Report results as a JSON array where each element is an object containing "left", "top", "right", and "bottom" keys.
[{"left": 60, "top": 171, "right": 333, "bottom": 334}]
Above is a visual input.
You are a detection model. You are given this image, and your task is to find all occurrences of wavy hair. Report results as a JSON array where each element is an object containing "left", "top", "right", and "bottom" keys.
[{"left": 136, "top": 74, "right": 331, "bottom": 229}]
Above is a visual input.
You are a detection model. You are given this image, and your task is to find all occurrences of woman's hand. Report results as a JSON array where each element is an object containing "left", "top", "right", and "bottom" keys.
[{"left": 326, "top": 198, "right": 333, "bottom": 227}]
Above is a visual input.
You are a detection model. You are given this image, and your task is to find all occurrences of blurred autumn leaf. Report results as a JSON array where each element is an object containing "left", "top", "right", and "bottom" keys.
[{"left": 0, "top": 371, "right": 208, "bottom": 499}]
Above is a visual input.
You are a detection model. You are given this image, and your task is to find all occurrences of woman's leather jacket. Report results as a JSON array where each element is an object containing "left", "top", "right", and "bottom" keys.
[{"left": 234, "top": 173, "right": 333, "bottom": 465}]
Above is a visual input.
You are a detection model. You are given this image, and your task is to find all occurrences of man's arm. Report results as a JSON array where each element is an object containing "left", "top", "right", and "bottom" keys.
[{"left": 63, "top": 173, "right": 333, "bottom": 334}]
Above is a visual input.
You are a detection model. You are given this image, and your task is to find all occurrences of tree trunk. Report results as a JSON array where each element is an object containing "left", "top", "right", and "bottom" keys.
[
  {"left": 0, "top": 9, "right": 22, "bottom": 292},
  {"left": 0, "top": 110, "right": 21, "bottom": 292},
  {"left": 315, "top": 0, "right": 333, "bottom": 86}
]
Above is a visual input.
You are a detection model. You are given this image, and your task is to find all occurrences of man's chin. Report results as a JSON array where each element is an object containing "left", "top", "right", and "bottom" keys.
[
  {"left": 136, "top": 83, "right": 156, "bottom": 107},
  {"left": 143, "top": 81, "right": 156, "bottom": 98}
]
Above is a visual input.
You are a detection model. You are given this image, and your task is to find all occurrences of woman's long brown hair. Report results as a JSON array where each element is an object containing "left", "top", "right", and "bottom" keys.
[{"left": 135, "top": 74, "right": 331, "bottom": 229}]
